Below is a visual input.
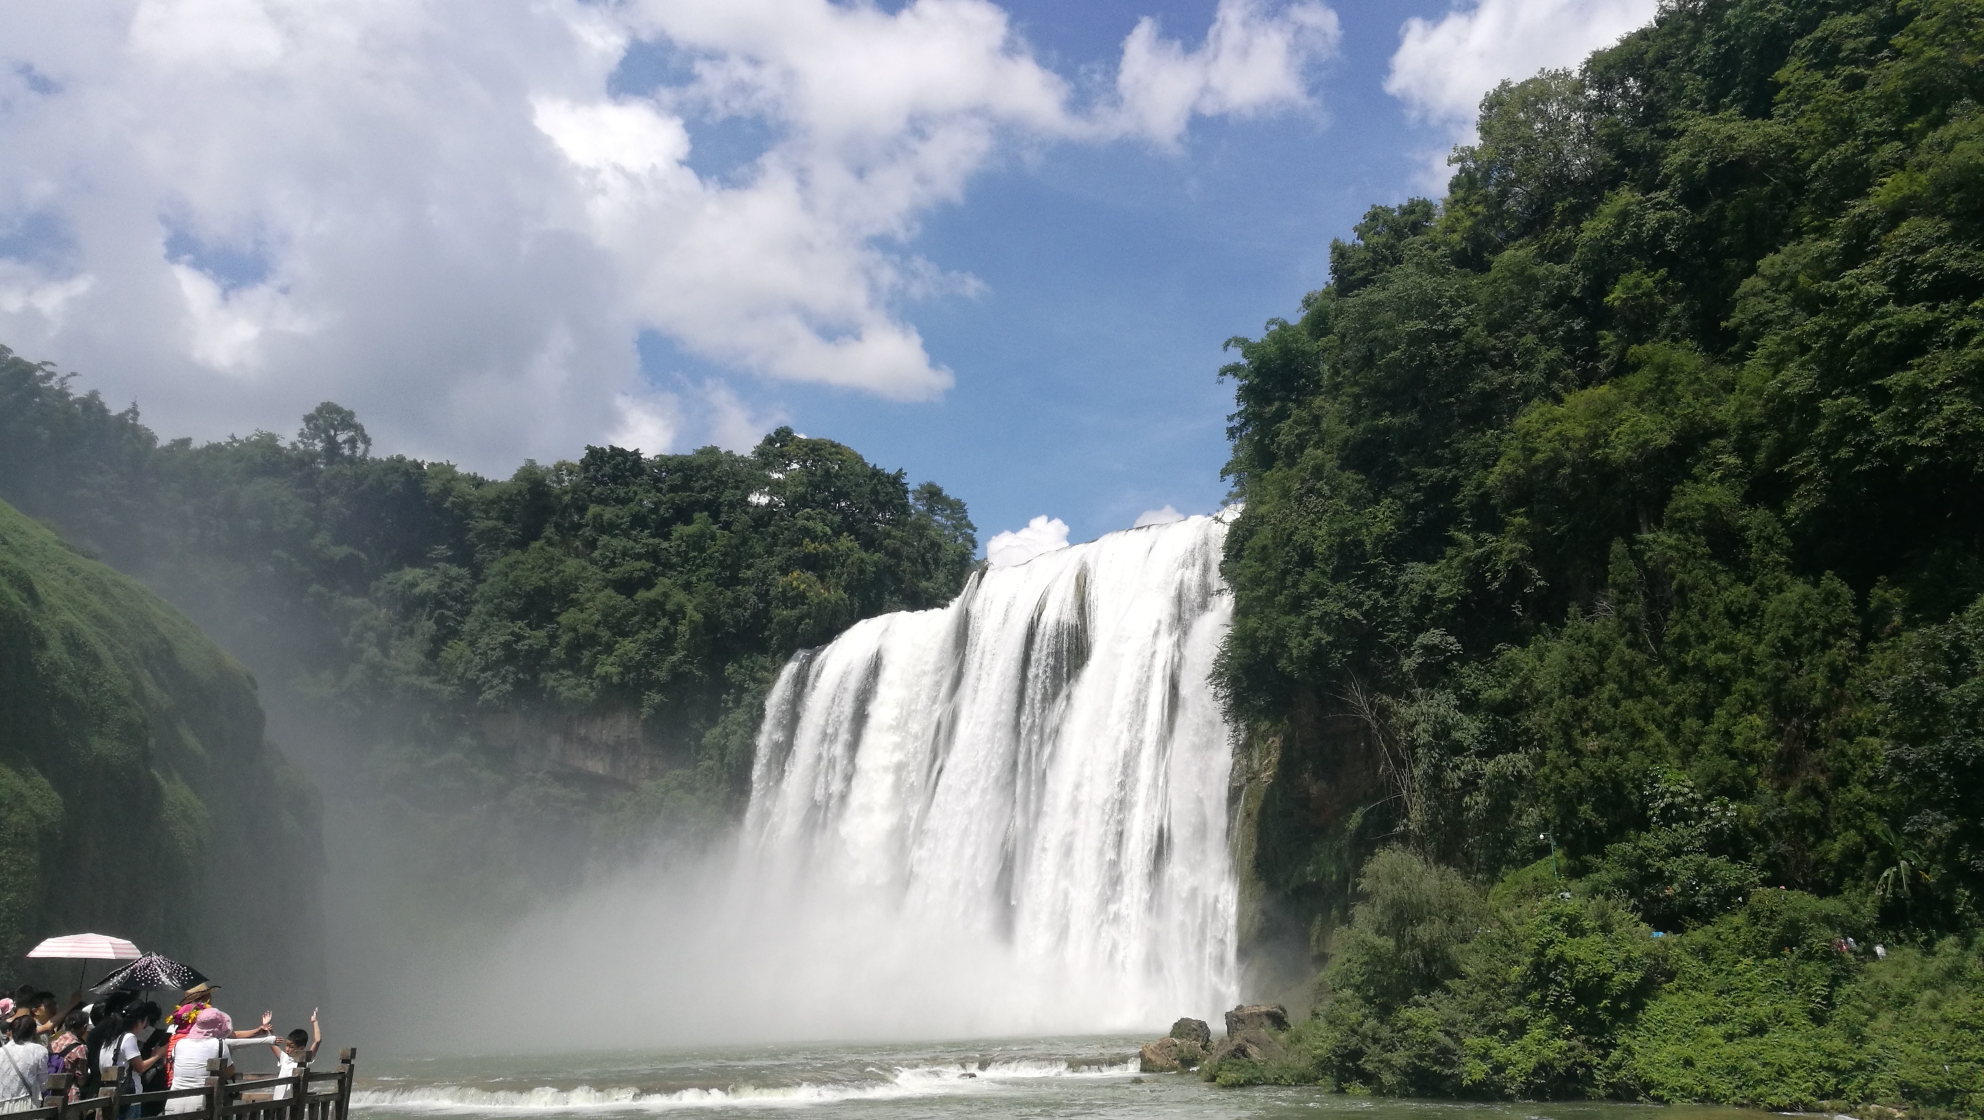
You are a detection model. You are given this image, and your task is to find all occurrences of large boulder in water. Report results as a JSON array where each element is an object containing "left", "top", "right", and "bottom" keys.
[
  {"left": 1168, "top": 1018, "right": 1211, "bottom": 1047},
  {"left": 1223, "top": 1004, "right": 1289, "bottom": 1037},
  {"left": 1139, "top": 1037, "right": 1180, "bottom": 1072},
  {"left": 1208, "top": 1028, "right": 1285, "bottom": 1065},
  {"left": 1138, "top": 1035, "right": 1207, "bottom": 1072}
]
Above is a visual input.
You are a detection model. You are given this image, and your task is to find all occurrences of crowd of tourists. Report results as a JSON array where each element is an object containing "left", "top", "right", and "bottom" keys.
[{"left": 0, "top": 982, "right": 320, "bottom": 1115}]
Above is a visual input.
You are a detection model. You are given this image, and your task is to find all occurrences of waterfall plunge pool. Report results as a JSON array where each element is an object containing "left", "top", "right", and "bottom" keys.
[{"left": 349, "top": 1037, "right": 1764, "bottom": 1120}]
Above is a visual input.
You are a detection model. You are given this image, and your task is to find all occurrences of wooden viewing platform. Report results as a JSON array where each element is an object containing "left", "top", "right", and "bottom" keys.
[{"left": 25, "top": 1050, "right": 358, "bottom": 1120}]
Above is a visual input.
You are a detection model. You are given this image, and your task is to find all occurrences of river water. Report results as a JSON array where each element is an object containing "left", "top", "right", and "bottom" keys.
[{"left": 348, "top": 1036, "right": 1758, "bottom": 1120}]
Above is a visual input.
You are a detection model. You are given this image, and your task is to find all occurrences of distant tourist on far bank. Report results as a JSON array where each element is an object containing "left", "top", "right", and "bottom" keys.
[{"left": 0, "top": 1015, "right": 48, "bottom": 1113}]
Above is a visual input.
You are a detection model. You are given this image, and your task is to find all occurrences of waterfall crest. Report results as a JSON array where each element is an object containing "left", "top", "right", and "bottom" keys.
[{"left": 743, "top": 511, "right": 1239, "bottom": 1030}]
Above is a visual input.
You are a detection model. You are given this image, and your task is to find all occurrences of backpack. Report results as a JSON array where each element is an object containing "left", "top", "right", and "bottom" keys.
[{"left": 48, "top": 1039, "right": 84, "bottom": 1077}]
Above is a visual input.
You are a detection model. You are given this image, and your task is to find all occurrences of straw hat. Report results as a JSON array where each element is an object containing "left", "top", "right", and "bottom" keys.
[{"left": 182, "top": 981, "right": 220, "bottom": 998}]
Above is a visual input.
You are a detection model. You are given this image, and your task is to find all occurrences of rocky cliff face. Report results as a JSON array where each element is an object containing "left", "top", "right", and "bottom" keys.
[
  {"left": 1230, "top": 693, "right": 1390, "bottom": 1011},
  {"left": 0, "top": 501, "right": 323, "bottom": 1008},
  {"left": 477, "top": 707, "right": 675, "bottom": 787}
]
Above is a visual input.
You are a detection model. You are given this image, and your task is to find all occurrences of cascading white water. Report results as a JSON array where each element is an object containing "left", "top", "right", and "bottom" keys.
[{"left": 741, "top": 511, "right": 1239, "bottom": 1031}]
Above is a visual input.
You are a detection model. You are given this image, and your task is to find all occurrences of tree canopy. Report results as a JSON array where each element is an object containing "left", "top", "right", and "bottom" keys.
[
  {"left": 0, "top": 351, "right": 977, "bottom": 958},
  {"left": 1212, "top": 0, "right": 1984, "bottom": 1107}
]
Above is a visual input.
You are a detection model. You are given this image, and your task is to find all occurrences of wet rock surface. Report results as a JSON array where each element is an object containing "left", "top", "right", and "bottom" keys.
[
  {"left": 1137, "top": 1036, "right": 1206, "bottom": 1072},
  {"left": 1167, "top": 1017, "right": 1211, "bottom": 1047},
  {"left": 1141, "top": 1006, "right": 1291, "bottom": 1073},
  {"left": 1208, "top": 1027, "right": 1284, "bottom": 1065},
  {"left": 1222, "top": 1003, "right": 1289, "bottom": 1036}
]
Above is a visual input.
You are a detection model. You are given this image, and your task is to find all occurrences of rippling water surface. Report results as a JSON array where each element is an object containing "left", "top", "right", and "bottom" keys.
[{"left": 350, "top": 1036, "right": 1762, "bottom": 1120}]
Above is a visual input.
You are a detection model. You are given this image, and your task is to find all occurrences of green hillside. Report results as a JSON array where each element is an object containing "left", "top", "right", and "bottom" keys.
[
  {"left": 0, "top": 498, "right": 320, "bottom": 1002},
  {"left": 1215, "top": 0, "right": 1984, "bottom": 1110},
  {"left": 0, "top": 358, "right": 976, "bottom": 1016}
]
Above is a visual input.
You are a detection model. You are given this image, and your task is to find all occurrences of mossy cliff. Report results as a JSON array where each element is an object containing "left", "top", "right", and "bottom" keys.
[{"left": 0, "top": 498, "right": 321, "bottom": 1002}]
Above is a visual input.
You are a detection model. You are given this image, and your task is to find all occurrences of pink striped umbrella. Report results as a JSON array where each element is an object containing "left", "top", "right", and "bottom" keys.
[
  {"left": 25, "top": 932, "right": 142, "bottom": 992},
  {"left": 26, "top": 934, "right": 140, "bottom": 961}
]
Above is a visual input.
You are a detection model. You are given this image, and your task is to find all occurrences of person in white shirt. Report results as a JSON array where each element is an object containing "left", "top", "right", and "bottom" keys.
[
  {"left": 163, "top": 1010, "right": 278, "bottom": 1116},
  {"left": 100, "top": 1006, "right": 167, "bottom": 1119},
  {"left": 0, "top": 1015, "right": 49, "bottom": 1112},
  {"left": 270, "top": 1011, "right": 320, "bottom": 1101}
]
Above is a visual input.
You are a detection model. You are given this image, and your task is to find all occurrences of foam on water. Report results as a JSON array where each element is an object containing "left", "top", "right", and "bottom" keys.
[{"left": 350, "top": 1059, "right": 1141, "bottom": 1113}]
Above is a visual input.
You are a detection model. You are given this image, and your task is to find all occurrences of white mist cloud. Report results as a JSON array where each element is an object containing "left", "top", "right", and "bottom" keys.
[
  {"left": 986, "top": 514, "right": 1069, "bottom": 568},
  {"left": 410, "top": 845, "right": 1200, "bottom": 1049},
  {"left": 1133, "top": 504, "right": 1184, "bottom": 527},
  {"left": 1385, "top": 0, "right": 1656, "bottom": 186},
  {"left": 0, "top": 0, "right": 1338, "bottom": 471}
]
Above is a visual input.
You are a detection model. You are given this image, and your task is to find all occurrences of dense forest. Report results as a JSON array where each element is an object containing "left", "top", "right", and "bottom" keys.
[
  {"left": 0, "top": 499, "right": 320, "bottom": 1006},
  {"left": 0, "top": 357, "right": 977, "bottom": 1007},
  {"left": 1213, "top": 0, "right": 1981, "bottom": 1109}
]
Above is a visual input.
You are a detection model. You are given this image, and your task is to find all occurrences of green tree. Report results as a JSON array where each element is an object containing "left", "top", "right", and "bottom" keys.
[{"left": 295, "top": 401, "right": 371, "bottom": 465}]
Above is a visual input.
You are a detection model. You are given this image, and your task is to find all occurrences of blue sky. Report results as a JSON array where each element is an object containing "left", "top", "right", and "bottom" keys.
[
  {"left": 0, "top": 0, "right": 1656, "bottom": 551},
  {"left": 689, "top": 0, "right": 1458, "bottom": 545}
]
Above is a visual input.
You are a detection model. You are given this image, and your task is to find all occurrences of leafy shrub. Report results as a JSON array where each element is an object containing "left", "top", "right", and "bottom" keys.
[
  {"left": 1219, "top": 852, "right": 1981, "bottom": 1119},
  {"left": 1460, "top": 894, "right": 1657, "bottom": 1097},
  {"left": 1327, "top": 848, "right": 1486, "bottom": 1014}
]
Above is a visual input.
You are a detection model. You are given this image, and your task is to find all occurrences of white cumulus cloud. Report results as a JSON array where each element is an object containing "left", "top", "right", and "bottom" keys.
[
  {"left": 609, "top": 391, "right": 680, "bottom": 457},
  {"left": 986, "top": 514, "right": 1070, "bottom": 568},
  {"left": 0, "top": 0, "right": 1339, "bottom": 471},
  {"left": 1133, "top": 504, "right": 1185, "bottom": 527},
  {"left": 1114, "top": 0, "right": 1340, "bottom": 146},
  {"left": 1386, "top": 0, "right": 1656, "bottom": 163}
]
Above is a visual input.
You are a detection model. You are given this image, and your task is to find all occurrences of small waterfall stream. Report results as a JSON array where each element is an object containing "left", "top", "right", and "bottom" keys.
[{"left": 742, "top": 512, "right": 1239, "bottom": 1028}]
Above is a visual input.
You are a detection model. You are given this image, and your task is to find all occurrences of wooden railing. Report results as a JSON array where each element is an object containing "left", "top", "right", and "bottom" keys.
[{"left": 28, "top": 1050, "right": 357, "bottom": 1120}]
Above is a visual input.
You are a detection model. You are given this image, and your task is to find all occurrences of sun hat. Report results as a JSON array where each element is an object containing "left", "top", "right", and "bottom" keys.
[{"left": 186, "top": 1008, "right": 232, "bottom": 1040}]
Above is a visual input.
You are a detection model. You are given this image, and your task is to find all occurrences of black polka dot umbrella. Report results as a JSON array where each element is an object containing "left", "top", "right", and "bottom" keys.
[{"left": 88, "top": 953, "right": 208, "bottom": 996}]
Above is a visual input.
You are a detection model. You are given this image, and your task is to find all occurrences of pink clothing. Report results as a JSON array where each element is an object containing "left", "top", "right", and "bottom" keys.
[{"left": 185, "top": 1010, "right": 231, "bottom": 1040}]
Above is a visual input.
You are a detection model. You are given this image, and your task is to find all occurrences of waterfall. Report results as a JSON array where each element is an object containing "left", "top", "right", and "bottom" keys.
[{"left": 741, "top": 511, "right": 1239, "bottom": 1031}]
